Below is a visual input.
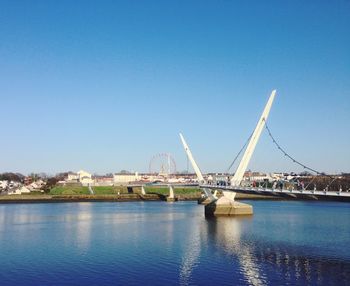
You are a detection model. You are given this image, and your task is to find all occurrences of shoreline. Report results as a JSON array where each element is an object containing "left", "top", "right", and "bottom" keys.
[{"left": 0, "top": 193, "right": 283, "bottom": 204}]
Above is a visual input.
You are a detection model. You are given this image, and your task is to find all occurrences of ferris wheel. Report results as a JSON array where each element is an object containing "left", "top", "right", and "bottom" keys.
[{"left": 149, "top": 153, "right": 177, "bottom": 176}]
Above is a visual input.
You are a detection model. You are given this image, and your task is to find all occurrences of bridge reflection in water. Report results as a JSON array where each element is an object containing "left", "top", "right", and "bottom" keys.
[
  {"left": 180, "top": 213, "right": 350, "bottom": 286},
  {"left": 206, "top": 217, "right": 266, "bottom": 286}
]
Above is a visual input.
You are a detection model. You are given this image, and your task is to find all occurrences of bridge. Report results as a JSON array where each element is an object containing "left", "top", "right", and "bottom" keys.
[
  {"left": 124, "top": 90, "right": 347, "bottom": 215},
  {"left": 178, "top": 90, "right": 349, "bottom": 215}
]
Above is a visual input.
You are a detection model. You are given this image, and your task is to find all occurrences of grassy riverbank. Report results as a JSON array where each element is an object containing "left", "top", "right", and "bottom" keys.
[
  {"left": 49, "top": 186, "right": 126, "bottom": 195},
  {"left": 0, "top": 186, "right": 284, "bottom": 203},
  {"left": 49, "top": 186, "right": 201, "bottom": 196},
  {"left": 0, "top": 186, "right": 201, "bottom": 203}
]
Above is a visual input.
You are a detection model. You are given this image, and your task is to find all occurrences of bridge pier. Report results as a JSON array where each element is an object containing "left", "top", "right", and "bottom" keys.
[
  {"left": 166, "top": 185, "right": 178, "bottom": 202},
  {"left": 141, "top": 185, "right": 146, "bottom": 195},
  {"left": 205, "top": 192, "right": 253, "bottom": 217}
]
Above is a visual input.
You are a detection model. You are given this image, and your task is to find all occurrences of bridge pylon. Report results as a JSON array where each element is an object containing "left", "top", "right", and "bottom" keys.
[
  {"left": 179, "top": 133, "right": 216, "bottom": 204},
  {"left": 207, "top": 90, "right": 275, "bottom": 216},
  {"left": 230, "top": 90, "right": 276, "bottom": 187}
]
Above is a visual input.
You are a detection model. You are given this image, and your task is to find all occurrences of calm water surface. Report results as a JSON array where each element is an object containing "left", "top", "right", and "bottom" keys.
[{"left": 0, "top": 200, "right": 349, "bottom": 285}]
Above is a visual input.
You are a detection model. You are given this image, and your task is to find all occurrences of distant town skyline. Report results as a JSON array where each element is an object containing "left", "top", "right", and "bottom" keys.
[{"left": 1, "top": 1, "right": 349, "bottom": 175}]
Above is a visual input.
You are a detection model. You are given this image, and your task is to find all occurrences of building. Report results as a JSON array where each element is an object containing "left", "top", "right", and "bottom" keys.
[
  {"left": 94, "top": 176, "right": 114, "bottom": 186},
  {"left": 77, "top": 170, "right": 94, "bottom": 186},
  {"left": 67, "top": 172, "right": 79, "bottom": 182},
  {"left": 0, "top": 180, "right": 8, "bottom": 191},
  {"left": 19, "top": 186, "right": 31, "bottom": 193},
  {"left": 243, "top": 171, "right": 272, "bottom": 182},
  {"left": 64, "top": 170, "right": 94, "bottom": 186},
  {"left": 27, "top": 180, "right": 46, "bottom": 191},
  {"left": 24, "top": 177, "right": 33, "bottom": 185},
  {"left": 113, "top": 172, "right": 141, "bottom": 185},
  {"left": 8, "top": 186, "right": 31, "bottom": 195}
]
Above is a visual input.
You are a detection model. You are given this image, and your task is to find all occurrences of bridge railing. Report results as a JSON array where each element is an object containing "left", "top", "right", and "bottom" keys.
[
  {"left": 207, "top": 176, "right": 350, "bottom": 194},
  {"left": 200, "top": 183, "right": 350, "bottom": 198}
]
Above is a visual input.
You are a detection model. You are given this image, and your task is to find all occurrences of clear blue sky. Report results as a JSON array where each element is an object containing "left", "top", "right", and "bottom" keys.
[{"left": 1, "top": 0, "right": 349, "bottom": 175}]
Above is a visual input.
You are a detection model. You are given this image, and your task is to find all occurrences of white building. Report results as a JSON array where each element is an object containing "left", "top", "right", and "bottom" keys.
[
  {"left": 67, "top": 172, "right": 79, "bottom": 181},
  {"left": 20, "top": 186, "right": 31, "bottom": 193},
  {"left": 8, "top": 186, "right": 31, "bottom": 195},
  {"left": 243, "top": 171, "right": 273, "bottom": 182},
  {"left": 0, "top": 180, "right": 8, "bottom": 191},
  {"left": 27, "top": 180, "right": 46, "bottom": 191},
  {"left": 113, "top": 172, "right": 140, "bottom": 185},
  {"left": 64, "top": 170, "right": 94, "bottom": 186},
  {"left": 8, "top": 188, "right": 21, "bottom": 195},
  {"left": 77, "top": 170, "right": 94, "bottom": 186}
]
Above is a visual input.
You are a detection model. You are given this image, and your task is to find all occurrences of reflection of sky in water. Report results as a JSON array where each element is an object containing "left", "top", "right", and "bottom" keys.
[{"left": 0, "top": 201, "right": 349, "bottom": 285}]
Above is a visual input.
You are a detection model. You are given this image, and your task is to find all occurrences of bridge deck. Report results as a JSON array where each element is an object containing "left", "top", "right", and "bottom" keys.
[
  {"left": 200, "top": 184, "right": 350, "bottom": 199},
  {"left": 124, "top": 183, "right": 350, "bottom": 201}
]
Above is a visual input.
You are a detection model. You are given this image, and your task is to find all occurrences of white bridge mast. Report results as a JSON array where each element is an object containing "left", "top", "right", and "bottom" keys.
[
  {"left": 230, "top": 90, "right": 276, "bottom": 187},
  {"left": 180, "top": 133, "right": 216, "bottom": 201},
  {"left": 179, "top": 133, "right": 204, "bottom": 183}
]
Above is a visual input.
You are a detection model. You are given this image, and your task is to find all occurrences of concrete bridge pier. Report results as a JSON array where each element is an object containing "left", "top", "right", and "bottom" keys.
[
  {"left": 166, "top": 185, "right": 178, "bottom": 202},
  {"left": 141, "top": 185, "right": 146, "bottom": 195},
  {"left": 205, "top": 192, "right": 253, "bottom": 217}
]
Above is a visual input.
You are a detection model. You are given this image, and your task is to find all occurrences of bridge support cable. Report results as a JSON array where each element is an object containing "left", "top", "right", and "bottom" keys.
[
  {"left": 226, "top": 132, "right": 253, "bottom": 173},
  {"left": 264, "top": 122, "right": 326, "bottom": 176},
  {"left": 304, "top": 176, "right": 317, "bottom": 191},
  {"left": 264, "top": 122, "right": 337, "bottom": 190}
]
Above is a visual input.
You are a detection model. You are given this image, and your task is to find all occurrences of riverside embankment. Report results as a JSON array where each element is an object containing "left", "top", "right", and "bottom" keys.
[{"left": 0, "top": 193, "right": 282, "bottom": 204}]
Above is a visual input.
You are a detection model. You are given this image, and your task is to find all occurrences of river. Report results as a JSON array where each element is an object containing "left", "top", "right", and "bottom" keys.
[{"left": 0, "top": 200, "right": 349, "bottom": 285}]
